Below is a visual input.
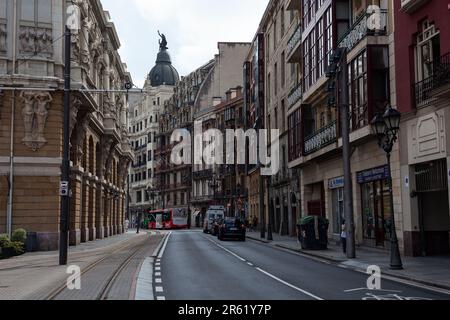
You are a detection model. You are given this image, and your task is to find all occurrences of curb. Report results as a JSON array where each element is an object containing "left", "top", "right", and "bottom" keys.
[{"left": 247, "top": 235, "right": 450, "bottom": 292}]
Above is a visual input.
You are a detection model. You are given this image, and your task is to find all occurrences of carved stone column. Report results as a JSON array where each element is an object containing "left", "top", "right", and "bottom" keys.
[
  {"left": 103, "top": 181, "right": 110, "bottom": 238},
  {"left": 88, "top": 175, "right": 97, "bottom": 241},
  {"left": 80, "top": 172, "right": 90, "bottom": 243},
  {"left": 69, "top": 166, "right": 84, "bottom": 246},
  {"left": 95, "top": 178, "right": 104, "bottom": 239}
]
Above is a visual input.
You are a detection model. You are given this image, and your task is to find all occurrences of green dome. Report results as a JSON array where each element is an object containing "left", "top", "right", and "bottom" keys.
[{"left": 148, "top": 48, "right": 179, "bottom": 87}]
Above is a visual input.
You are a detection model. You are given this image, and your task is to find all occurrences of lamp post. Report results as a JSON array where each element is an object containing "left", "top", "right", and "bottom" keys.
[
  {"left": 371, "top": 105, "right": 403, "bottom": 270},
  {"left": 266, "top": 177, "right": 273, "bottom": 241}
]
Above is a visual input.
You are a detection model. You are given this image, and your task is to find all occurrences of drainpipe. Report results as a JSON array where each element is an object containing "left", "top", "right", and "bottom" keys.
[{"left": 7, "top": 89, "right": 15, "bottom": 238}]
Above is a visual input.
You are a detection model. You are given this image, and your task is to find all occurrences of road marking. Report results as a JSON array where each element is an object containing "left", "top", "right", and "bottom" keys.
[
  {"left": 155, "top": 278, "right": 162, "bottom": 283},
  {"left": 205, "top": 238, "right": 246, "bottom": 262},
  {"left": 344, "top": 288, "right": 402, "bottom": 293},
  {"left": 155, "top": 262, "right": 161, "bottom": 266},
  {"left": 256, "top": 267, "right": 324, "bottom": 301},
  {"left": 157, "top": 296, "right": 166, "bottom": 300},
  {"left": 155, "top": 286, "right": 164, "bottom": 293},
  {"left": 157, "top": 231, "right": 172, "bottom": 259},
  {"left": 155, "top": 272, "right": 161, "bottom": 277},
  {"left": 155, "top": 267, "right": 161, "bottom": 271},
  {"left": 247, "top": 262, "right": 254, "bottom": 266}
]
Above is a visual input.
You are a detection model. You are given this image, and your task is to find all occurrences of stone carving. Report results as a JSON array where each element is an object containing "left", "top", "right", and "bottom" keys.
[
  {"left": 75, "top": 114, "right": 91, "bottom": 165},
  {"left": 19, "top": 26, "right": 53, "bottom": 57},
  {"left": 20, "top": 91, "right": 53, "bottom": 151},
  {"left": 0, "top": 24, "right": 6, "bottom": 52},
  {"left": 70, "top": 97, "right": 83, "bottom": 138}
]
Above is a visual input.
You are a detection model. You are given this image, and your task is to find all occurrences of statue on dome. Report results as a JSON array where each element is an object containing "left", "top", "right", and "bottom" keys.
[{"left": 158, "top": 30, "right": 168, "bottom": 50}]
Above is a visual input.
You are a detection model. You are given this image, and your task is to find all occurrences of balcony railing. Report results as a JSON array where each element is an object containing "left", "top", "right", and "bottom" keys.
[
  {"left": 288, "top": 82, "right": 302, "bottom": 109},
  {"left": 414, "top": 52, "right": 450, "bottom": 106},
  {"left": 304, "top": 121, "right": 338, "bottom": 155},
  {"left": 193, "top": 169, "right": 213, "bottom": 180},
  {"left": 338, "top": 9, "right": 387, "bottom": 52},
  {"left": 287, "top": 24, "right": 301, "bottom": 57}
]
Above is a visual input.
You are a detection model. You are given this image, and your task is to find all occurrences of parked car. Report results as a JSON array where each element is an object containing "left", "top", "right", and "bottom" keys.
[
  {"left": 203, "top": 206, "right": 225, "bottom": 235},
  {"left": 217, "top": 217, "right": 246, "bottom": 241}
]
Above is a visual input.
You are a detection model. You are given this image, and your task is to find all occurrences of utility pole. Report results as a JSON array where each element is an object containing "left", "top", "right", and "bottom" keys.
[
  {"left": 337, "top": 48, "right": 356, "bottom": 259},
  {"left": 59, "top": 26, "right": 71, "bottom": 266},
  {"left": 266, "top": 177, "right": 273, "bottom": 241}
]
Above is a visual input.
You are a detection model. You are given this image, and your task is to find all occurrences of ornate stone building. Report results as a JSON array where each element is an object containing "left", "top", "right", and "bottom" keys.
[
  {"left": 0, "top": 0, "right": 132, "bottom": 250},
  {"left": 128, "top": 37, "right": 179, "bottom": 216}
]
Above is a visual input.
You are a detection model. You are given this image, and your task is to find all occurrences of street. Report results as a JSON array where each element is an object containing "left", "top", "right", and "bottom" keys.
[{"left": 156, "top": 230, "right": 450, "bottom": 301}]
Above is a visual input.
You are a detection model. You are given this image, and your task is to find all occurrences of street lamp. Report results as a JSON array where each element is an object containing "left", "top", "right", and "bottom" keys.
[{"left": 371, "top": 105, "right": 403, "bottom": 270}]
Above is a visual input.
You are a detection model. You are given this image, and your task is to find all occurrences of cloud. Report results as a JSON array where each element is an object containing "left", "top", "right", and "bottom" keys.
[{"left": 102, "top": 0, "right": 269, "bottom": 88}]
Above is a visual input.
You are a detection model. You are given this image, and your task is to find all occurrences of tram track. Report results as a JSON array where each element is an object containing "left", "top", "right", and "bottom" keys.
[{"left": 46, "top": 231, "right": 163, "bottom": 300}]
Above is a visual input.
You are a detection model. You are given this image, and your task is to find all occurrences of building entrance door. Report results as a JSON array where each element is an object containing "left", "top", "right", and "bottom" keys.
[{"left": 414, "top": 159, "right": 450, "bottom": 256}]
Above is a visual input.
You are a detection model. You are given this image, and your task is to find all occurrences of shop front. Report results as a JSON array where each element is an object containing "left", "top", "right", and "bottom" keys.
[
  {"left": 358, "top": 166, "right": 393, "bottom": 249},
  {"left": 329, "top": 176, "right": 345, "bottom": 240}
]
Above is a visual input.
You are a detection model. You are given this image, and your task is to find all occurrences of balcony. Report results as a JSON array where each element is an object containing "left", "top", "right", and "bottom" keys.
[
  {"left": 193, "top": 169, "right": 213, "bottom": 180},
  {"left": 287, "top": 24, "right": 301, "bottom": 63},
  {"left": 304, "top": 121, "right": 338, "bottom": 156},
  {"left": 286, "top": 0, "right": 301, "bottom": 11},
  {"left": 400, "top": 0, "right": 430, "bottom": 14},
  {"left": 338, "top": 9, "right": 387, "bottom": 53},
  {"left": 414, "top": 52, "right": 450, "bottom": 107},
  {"left": 287, "top": 82, "right": 302, "bottom": 110}
]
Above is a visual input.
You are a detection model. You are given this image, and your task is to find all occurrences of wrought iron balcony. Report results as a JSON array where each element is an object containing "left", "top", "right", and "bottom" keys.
[
  {"left": 288, "top": 82, "right": 302, "bottom": 109},
  {"left": 304, "top": 121, "right": 338, "bottom": 155},
  {"left": 414, "top": 52, "right": 450, "bottom": 106},
  {"left": 287, "top": 24, "right": 301, "bottom": 61},
  {"left": 193, "top": 169, "right": 213, "bottom": 180},
  {"left": 338, "top": 9, "right": 387, "bottom": 52}
]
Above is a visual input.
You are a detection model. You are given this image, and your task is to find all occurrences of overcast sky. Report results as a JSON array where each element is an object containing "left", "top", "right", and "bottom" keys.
[{"left": 101, "top": 0, "right": 270, "bottom": 88}]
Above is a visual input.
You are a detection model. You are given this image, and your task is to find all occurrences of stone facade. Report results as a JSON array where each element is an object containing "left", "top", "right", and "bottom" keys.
[{"left": 0, "top": 0, "right": 132, "bottom": 250}]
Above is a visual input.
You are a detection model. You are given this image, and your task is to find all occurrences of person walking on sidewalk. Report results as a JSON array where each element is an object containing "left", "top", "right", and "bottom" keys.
[
  {"left": 341, "top": 219, "right": 347, "bottom": 254},
  {"left": 124, "top": 218, "right": 130, "bottom": 233}
]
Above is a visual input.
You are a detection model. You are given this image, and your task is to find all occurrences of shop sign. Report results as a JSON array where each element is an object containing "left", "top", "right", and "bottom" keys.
[
  {"left": 329, "top": 176, "right": 344, "bottom": 189},
  {"left": 357, "top": 165, "right": 389, "bottom": 184}
]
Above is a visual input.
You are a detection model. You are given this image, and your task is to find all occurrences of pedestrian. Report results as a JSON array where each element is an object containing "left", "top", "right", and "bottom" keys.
[
  {"left": 341, "top": 219, "right": 347, "bottom": 254},
  {"left": 252, "top": 216, "right": 258, "bottom": 232},
  {"left": 124, "top": 218, "right": 130, "bottom": 233}
]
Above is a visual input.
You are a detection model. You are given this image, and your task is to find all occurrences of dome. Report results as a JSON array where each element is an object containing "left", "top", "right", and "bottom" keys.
[{"left": 148, "top": 48, "right": 179, "bottom": 87}]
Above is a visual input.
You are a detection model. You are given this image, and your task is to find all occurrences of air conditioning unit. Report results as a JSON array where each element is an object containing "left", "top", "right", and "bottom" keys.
[{"left": 400, "top": 0, "right": 430, "bottom": 14}]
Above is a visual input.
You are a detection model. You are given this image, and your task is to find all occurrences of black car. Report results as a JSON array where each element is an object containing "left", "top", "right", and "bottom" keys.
[{"left": 217, "top": 218, "right": 246, "bottom": 241}]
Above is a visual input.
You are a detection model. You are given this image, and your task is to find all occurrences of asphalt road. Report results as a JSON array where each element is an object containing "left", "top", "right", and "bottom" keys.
[{"left": 156, "top": 230, "right": 450, "bottom": 300}]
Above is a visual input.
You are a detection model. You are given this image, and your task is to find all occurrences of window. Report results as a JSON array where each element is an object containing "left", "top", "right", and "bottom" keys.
[
  {"left": 274, "top": 63, "right": 278, "bottom": 96},
  {"left": 288, "top": 108, "right": 302, "bottom": 161},
  {"left": 281, "top": 99, "right": 286, "bottom": 131},
  {"left": 281, "top": 51, "right": 286, "bottom": 89},
  {"left": 349, "top": 50, "right": 368, "bottom": 131},
  {"left": 145, "top": 119, "right": 148, "bottom": 128},
  {"left": 267, "top": 73, "right": 271, "bottom": 103},
  {"left": 332, "top": 188, "right": 344, "bottom": 234},
  {"left": 273, "top": 19, "right": 277, "bottom": 48},
  {"left": 274, "top": 107, "right": 278, "bottom": 129},
  {"left": 136, "top": 191, "right": 142, "bottom": 203},
  {"left": 281, "top": 7, "right": 285, "bottom": 37},
  {"left": 415, "top": 20, "right": 441, "bottom": 82},
  {"left": 145, "top": 190, "right": 150, "bottom": 202}
]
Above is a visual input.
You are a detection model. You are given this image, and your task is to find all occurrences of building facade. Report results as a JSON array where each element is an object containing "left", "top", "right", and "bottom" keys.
[
  {"left": 394, "top": 0, "right": 450, "bottom": 256},
  {"left": 261, "top": 0, "right": 301, "bottom": 237},
  {"left": 191, "top": 42, "right": 251, "bottom": 221},
  {"left": 0, "top": 0, "right": 132, "bottom": 250},
  {"left": 287, "top": 0, "right": 404, "bottom": 251},
  {"left": 128, "top": 40, "right": 178, "bottom": 218}
]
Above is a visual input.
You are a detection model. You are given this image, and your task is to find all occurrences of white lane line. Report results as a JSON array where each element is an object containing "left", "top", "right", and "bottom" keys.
[
  {"left": 155, "top": 287, "right": 164, "bottom": 293},
  {"left": 155, "top": 278, "right": 162, "bottom": 283},
  {"left": 256, "top": 267, "right": 323, "bottom": 301},
  {"left": 247, "top": 262, "right": 254, "bottom": 266},
  {"left": 155, "top": 272, "right": 161, "bottom": 277},
  {"left": 157, "top": 296, "right": 166, "bottom": 301},
  {"left": 155, "top": 267, "right": 161, "bottom": 271},
  {"left": 155, "top": 263, "right": 161, "bottom": 266},
  {"left": 157, "top": 231, "right": 172, "bottom": 259},
  {"left": 206, "top": 238, "right": 246, "bottom": 262}
]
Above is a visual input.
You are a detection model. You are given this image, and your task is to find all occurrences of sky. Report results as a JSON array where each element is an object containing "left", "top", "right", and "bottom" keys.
[{"left": 101, "top": 0, "right": 270, "bottom": 88}]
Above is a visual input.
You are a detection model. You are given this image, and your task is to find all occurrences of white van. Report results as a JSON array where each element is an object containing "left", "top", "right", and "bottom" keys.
[{"left": 203, "top": 206, "right": 225, "bottom": 235}]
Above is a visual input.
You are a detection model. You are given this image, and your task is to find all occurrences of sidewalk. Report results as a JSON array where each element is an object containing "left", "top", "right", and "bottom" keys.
[
  {"left": 0, "top": 231, "right": 152, "bottom": 300},
  {"left": 246, "top": 231, "right": 450, "bottom": 291}
]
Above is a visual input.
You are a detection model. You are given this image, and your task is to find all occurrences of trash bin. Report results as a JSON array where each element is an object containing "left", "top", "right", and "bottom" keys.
[{"left": 297, "top": 216, "right": 329, "bottom": 250}]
